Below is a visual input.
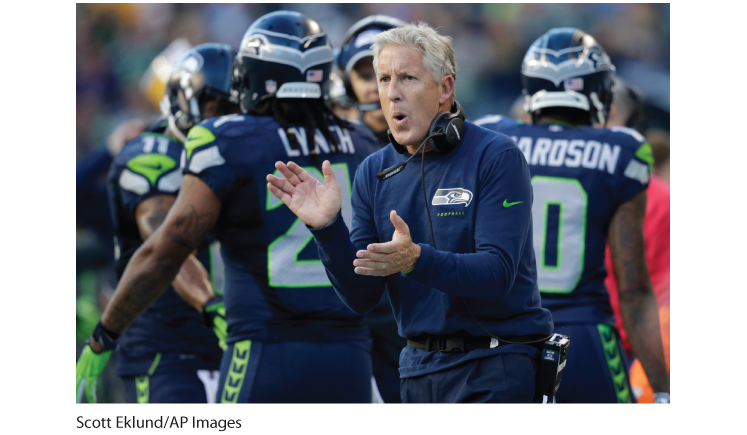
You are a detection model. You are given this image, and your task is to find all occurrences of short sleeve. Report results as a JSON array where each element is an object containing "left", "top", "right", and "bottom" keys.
[
  {"left": 611, "top": 127, "right": 652, "bottom": 207},
  {"left": 182, "top": 123, "right": 236, "bottom": 202},
  {"left": 116, "top": 140, "right": 183, "bottom": 219}
]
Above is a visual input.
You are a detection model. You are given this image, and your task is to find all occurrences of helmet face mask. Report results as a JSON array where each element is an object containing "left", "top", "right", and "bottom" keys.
[
  {"left": 162, "top": 43, "right": 238, "bottom": 142},
  {"left": 234, "top": 11, "right": 334, "bottom": 113},
  {"left": 521, "top": 28, "right": 615, "bottom": 126}
]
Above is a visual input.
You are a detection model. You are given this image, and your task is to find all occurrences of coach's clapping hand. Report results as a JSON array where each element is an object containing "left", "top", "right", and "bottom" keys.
[
  {"left": 267, "top": 160, "right": 342, "bottom": 229},
  {"left": 354, "top": 210, "right": 421, "bottom": 276}
]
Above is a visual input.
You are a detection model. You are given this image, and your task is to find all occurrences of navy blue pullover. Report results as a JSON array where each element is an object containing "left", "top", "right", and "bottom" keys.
[{"left": 311, "top": 121, "right": 553, "bottom": 377}]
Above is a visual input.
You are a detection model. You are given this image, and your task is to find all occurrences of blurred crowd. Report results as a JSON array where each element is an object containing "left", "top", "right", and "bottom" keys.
[
  {"left": 77, "top": 3, "right": 669, "bottom": 156},
  {"left": 76, "top": 3, "right": 670, "bottom": 402}
]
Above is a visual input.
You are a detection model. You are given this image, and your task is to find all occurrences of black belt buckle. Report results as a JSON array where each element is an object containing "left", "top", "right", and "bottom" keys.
[{"left": 442, "top": 336, "right": 465, "bottom": 352}]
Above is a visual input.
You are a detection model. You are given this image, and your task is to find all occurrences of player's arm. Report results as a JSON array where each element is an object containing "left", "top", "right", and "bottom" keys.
[
  {"left": 93, "top": 175, "right": 221, "bottom": 348},
  {"left": 268, "top": 160, "right": 387, "bottom": 314},
  {"left": 135, "top": 194, "right": 215, "bottom": 313},
  {"left": 608, "top": 190, "right": 670, "bottom": 395}
]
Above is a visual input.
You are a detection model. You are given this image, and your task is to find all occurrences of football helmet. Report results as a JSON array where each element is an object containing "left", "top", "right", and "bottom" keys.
[
  {"left": 521, "top": 28, "right": 616, "bottom": 126},
  {"left": 336, "top": 14, "right": 407, "bottom": 108},
  {"left": 233, "top": 11, "right": 334, "bottom": 112},
  {"left": 161, "top": 43, "right": 238, "bottom": 142}
]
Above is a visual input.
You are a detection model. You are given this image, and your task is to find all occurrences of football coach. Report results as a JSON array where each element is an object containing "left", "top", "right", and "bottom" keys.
[{"left": 267, "top": 22, "right": 553, "bottom": 403}]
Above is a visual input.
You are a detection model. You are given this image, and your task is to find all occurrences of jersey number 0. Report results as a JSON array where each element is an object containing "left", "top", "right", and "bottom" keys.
[{"left": 531, "top": 176, "right": 588, "bottom": 293}]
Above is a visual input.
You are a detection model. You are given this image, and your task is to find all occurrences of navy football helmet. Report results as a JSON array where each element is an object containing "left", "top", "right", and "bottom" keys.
[
  {"left": 521, "top": 28, "right": 616, "bottom": 126},
  {"left": 161, "top": 43, "right": 238, "bottom": 142},
  {"left": 233, "top": 11, "right": 334, "bottom": 112},
  {"left": 336, "top": 15, "right": 407, "bottom": 107}
]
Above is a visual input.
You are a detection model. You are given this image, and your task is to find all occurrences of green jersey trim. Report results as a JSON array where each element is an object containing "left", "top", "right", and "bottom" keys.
[{"left": 126, "top": 154, "right": 177, "bottom": 186}]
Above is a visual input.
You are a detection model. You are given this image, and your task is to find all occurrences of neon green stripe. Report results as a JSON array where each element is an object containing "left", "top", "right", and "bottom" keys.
[
  {"left": 597, "top": 324, "right": 632, "bottom": 403},
  {"left": 221, "top": 340, "right": 251, "bottom": 403},
  {"left": 184, "top": 125, "right": 216, "bottom": 159},
  {"left": 635, "top": 142, "right": 654, "bottom": 172},
  {"left": 126, "top": 154, "right": 177, "bottom": 185},
  {"left": 135, "top": 375, "right": 149, "bottom": 404},
  {"left": 147, "top": 352, "right": 162, "bottom": 376}
]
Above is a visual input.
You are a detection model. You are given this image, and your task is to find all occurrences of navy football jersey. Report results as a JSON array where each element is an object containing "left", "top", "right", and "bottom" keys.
[
  {"left": 475, "top": 115, "right": 652, "bottom": 326},
  {"left": 107, "top": 124, "right": 223, "bottom": 376},
  {"left": 182, "top": 113, "right": 379, "bottom": 344}
]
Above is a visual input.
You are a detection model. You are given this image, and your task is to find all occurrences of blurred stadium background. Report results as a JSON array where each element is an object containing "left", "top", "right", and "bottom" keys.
[{"left": 76, "top": 3, "right": 670, "bottom": 403}]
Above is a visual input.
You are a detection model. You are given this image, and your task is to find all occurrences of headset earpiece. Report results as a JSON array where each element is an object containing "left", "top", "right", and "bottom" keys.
[
  {"left": 427, "top": 101, "right": 465, "bottom": 154},
  {"left": 387, "top": 100, "right": 465, "bottom": 155}
]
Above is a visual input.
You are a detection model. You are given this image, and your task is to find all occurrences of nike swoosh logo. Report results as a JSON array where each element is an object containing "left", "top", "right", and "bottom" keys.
[
  {"left": 139, "top": 163, "right": 162, "bottom": 170},
  {"left": 503, "top": 199, "right": 523, "bottom": 207}
]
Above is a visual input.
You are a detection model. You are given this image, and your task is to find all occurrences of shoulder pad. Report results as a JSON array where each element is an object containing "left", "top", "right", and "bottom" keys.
[
  {"left": 473, "top": 114, "right": 505, "bottom": 126},
  {"left": 344, "top": 117, "right": 364, "bottom": 126},
  {"left": 609, "top": 126, "right": 646, "bottom": 143},
  {"left": 184, "top": 125, "right": 217, "bottom": 159}
]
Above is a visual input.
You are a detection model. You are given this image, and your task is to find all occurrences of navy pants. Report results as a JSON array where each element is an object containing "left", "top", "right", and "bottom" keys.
[
  {"left": 217, "top": 340, "right": 372, "bottom": 403},
  {"left": 553, "top": 324, "right": 635, "bottom": 403},
  {"left": 121, "top": 370, "right": 220, "bottom": 403},
  {"left": 400, "top": 352, "right": 538, "bottom": 403},
  {"left": 365, "top": 298, "right": 406, "bottom": 403}
]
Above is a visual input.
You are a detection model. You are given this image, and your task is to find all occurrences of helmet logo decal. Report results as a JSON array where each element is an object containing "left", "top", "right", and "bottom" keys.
[
  {"left": 265, "top": 80, "right": 277, "bottom": 94},
  {"left": 522, "top": 46, "right": 614, "bottom": 87},
  {"left": 564, "top": 78, "right": 584, "bottom": 91},
  {"left": 239, "top": 31, "right": 333, "bottom": 74},
  {"left": 354, "top": 30, "right": 380, "bottom": 48},
  {"left": 306, "top": 70, "right": 323, "bottom": 82}
]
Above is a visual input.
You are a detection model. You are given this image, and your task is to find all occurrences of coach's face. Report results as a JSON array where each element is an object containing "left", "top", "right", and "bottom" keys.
[{"left": 377, "top": 45, "right": 454, "bottom": 150}]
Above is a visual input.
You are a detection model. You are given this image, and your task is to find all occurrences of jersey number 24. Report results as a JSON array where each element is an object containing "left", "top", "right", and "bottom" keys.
[{"left": 265, "top": 164, "right": 353, "bottom": 287}]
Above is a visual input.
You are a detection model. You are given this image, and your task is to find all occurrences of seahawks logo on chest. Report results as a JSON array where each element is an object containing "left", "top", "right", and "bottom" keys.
[{"left": 432, "top": 188, "right": 473, "bottom": 207}]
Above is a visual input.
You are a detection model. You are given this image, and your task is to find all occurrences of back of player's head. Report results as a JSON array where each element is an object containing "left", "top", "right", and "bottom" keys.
[
  {"left": 161, "top": 43, "right": 238, "bottom": 142},
  {"left": 521, "top": 27, "right": 615, "bottom": 126},
  {"left": 233, "top": 11, "right": 334, "bottom": 113},
  {"left": 337, "top": 15, "right": 407, "bottom": 103},
  {"left": 610, "top": 76, "right": 647, "bottom": 134},
  {"left": 371, "top": 21, "right": 457, "bottom": 106}
]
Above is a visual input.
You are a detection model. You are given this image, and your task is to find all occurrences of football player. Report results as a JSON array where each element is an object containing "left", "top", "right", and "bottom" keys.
[
  {"left": 475, "top": 28, "right": 669, "bottom": 403},
  {"left": 76, "top": 43, "right": 237, "bottom": 403},
  {"left": 603, "top": 77, "right": 670, "bottom": 403},
  {"left": 336, "top": 14, "right": 408, "bottom": 403},
  {"left": 83, "top": 11, "right": 379, "bottom": 403},
  {"left": 337, "top": 15, "right": 407, "bottom": 147}
]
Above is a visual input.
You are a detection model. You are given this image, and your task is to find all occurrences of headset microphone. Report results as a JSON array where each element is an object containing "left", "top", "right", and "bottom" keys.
[{"left": 376, "top": 132, "right": 442, "bottom": 180}]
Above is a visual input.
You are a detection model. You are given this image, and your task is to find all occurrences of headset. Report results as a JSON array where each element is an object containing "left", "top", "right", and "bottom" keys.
[{"left": 377, "top": 100, "right": 465, "bottom": 180}]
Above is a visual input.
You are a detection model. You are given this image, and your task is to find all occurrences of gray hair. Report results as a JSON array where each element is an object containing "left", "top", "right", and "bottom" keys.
[{"left": 371, "top": 22, "right": 457, "bottom": 104}]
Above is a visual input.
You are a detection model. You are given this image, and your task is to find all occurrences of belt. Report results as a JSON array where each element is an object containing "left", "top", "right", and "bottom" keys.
[{"left": 407, "top": 333, "right": 547, "bottom": 352}]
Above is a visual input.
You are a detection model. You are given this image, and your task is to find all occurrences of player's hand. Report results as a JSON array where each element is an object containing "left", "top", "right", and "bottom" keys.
[
  {"left": 76, "top": 342, "right": 112, "bottom": 403},
  {"left": 354, "top": 210, "right": 421, "bottom": 276},
  {"left": 203, "top": 296, "right": 227, "bottom": 351},
  {"left": 653, "top": 392, "right": 670, "bottom": 403},
  {"left": 267, "top": 160, "right": 341, "bottom": 229}
]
